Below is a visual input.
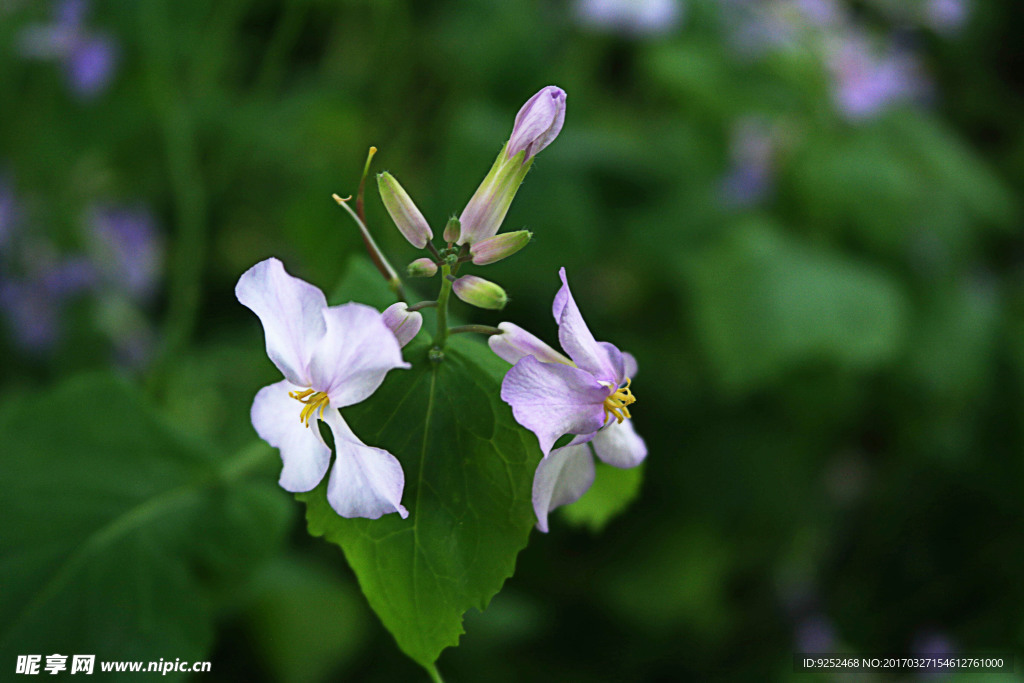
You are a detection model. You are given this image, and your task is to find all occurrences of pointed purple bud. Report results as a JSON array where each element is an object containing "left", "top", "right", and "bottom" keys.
[
  {"left": 457, "top": 87, "right": 567, "bottom": 245},
  {"left": 508, "top": 86, "right": 567, "bottom": 161},
  {"left": 452, "top": 275, "right": 508, "bottom": 310},
  {"left": 406, "top": 257, "right": 438, "bottom": 278},
  {"left": 470, "top": 230, "right": 532, "bottom": 265},
  {"left": 443, "top": 217, "right": 461, "bottom": 244},
  {"left": 377, "top": 172, "right": 433, "bottom": 249},
  {"left": 381, "top": 302, "right": 423, "bottom": 348}
]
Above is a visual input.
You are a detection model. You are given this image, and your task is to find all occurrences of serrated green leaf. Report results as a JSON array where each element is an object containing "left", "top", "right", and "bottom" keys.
[
  {"left": 0, "top": 374, "right": 292, "bottom": 673},
  {"left": 561, "top": 462, "right": 645, "bottom": 533},
  {"left": 297, "top": 335, "right": 541, "bottom": 670}
]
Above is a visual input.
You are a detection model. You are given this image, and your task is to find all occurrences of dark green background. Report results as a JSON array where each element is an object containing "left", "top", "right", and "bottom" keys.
[{"left": 2, "top": 0, "right": 1023, "bottom": 680}]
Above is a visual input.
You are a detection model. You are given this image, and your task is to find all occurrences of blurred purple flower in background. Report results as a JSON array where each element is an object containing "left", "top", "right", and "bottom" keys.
[
  {"left": 826, "top": 33, "right": 926, "bottom": 120},
  {"left": 17, "top": 0, "right": 118, "bottom": 100},
  {"left": 795, "top": 614, "right": 837, "bottom": 653},
  {"left": 924, "top": 0, "right": 968, "bottom": 35},
  {"left": 87, "top": 204, "right": 163, "bottom": 301},
  {"left": 720, "top": 117, "right": 778, "bottom": 206},
  {"left": 0, "top": 174, "right": 19, "bottom": 249},
  {"left": 575, "top": 0, "right": 684, "bottom": 37}
]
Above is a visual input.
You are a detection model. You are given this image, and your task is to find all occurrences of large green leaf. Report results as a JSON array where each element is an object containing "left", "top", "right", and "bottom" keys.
[
  {"left": 0, "top": 374, "right": 291, "bottom": 671},
  {"left": 298, "top": 257, "right": 542, "bottom": 672},
  {"left": 297, "top": 336, "right": 541, "bottom": 671}
]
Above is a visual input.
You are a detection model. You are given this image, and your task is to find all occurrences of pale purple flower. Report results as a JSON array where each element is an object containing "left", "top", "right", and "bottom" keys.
[
  {"left": 720, "top": 117, "right": 777, "bottom": 206},
  {"left": 66, "top": 34, "right": 117, "bottom": 99},
  {"left": 237, "top": 258, "right": 411, "bottom": 519},
  {"left": 87, "top": 205, "right": 162, "bottom": 300},
  {"left": 491, "top": 268, "right": 647, "bottom": 532},
  {"left": 924, "top": 0, "right": 968, "bottom": 35},
  {"left": 458, "top": 86, "right": 566, "bottom": 245},
  {"left": 507, "top": 86, "right": 567, "bottom": 161},
  {"left": 17, "top": 0, "right": 118, "bottom": 100},
  {"left": 0, "top": 175, "right": 19, "bottom": 249},
  {"left": 0, "top": 279, "right": 60, "bottom": 351},
  {"left": 827, "top": 34, "right": 926, "bottom": 120},
  {"left": 575, "top": 0, "right": 684, "bottom": 37},
  {"left": 795, "top": 615, "right": 836, "bottom": 653},
  {"left": 381, "top": 302, "right": 423, "bottom": 348}
]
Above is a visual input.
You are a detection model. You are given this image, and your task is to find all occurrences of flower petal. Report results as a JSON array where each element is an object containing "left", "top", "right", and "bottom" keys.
[
  {"left": 554, "top": 268, "right": 619, "bottom": 383},
  {"left": 236, "top": 257, "right": 327, "bottom": 386},
  {"left": 381, "top": 302, "right": 423, "bottom": 348},
  {"left": 309, "top": 302, "right": 410, "bottom": 407},
  {"left": 590, "top": 419, "right": 647, "bottom": 469},
  {"left": 251, "top": 380, "right": 331, "bottom": 492},
  {"left": 500, "top": 355, "right": 607, "bottom": 456},
  {"left": 532, "top": 439, "right": 595, "bottom": 533},
  {"left": 597, "top": 342, "right": 628, "bottom": 385},
  {"left": 322, "top": 409, "right": 409, "bottom": 519},
  {"left": 622, "top": 351, "right": 638, "bottom": 379},
  {"left": 489, "top": 322, "right": 573, "bottom": 366}
]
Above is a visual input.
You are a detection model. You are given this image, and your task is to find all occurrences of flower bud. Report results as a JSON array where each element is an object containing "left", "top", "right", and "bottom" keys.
[
  {"left": 406, "top": 257, "right": 438, "bottom": 277},
  {"left": 381, "top": 302, "right": 422, "bottom": 348},
  {"left": 443, "top": 216, "right": 461, "bottom": 244},
  {"left": 470, "top": 230, "right": 532, "bottom": 265},
  {"left": 507, "top": 86, "right": 567, "bottom": 161},
  {"left": 452, "top": 275, "right": 508, "bottom": 310},
  {"left": 457, "top": 86, "right": 567, "bottom": 245},
  {"left": 488, "top": 322, "right": 571, "bottom": 365},
  {"left": 377, "top": 172, "right": 432, "bottom": 249}
]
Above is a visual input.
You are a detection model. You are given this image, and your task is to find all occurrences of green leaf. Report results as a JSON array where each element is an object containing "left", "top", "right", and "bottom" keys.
[
  {"left": 297, "top": 334, "right": 541, "bottom": 671},
  {"left": 682, "top": 221, "right": 908, "bottom": 393},
  {"left": 561, "top": 462, "right": 645, "bottom": 533},
  {"left": 0, "top": 374, "right": 292, "bottom": 671}
]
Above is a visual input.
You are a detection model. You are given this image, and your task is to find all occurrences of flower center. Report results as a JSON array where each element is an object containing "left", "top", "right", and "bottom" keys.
[
  {"left": 603, "top": 378, "right": 636, "bottom": 425},
  {"left": 289, "top": 388, "right": 331, "bottom": 428}
]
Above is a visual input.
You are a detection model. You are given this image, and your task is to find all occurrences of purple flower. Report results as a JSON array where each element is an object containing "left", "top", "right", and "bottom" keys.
[
  {"left": 237, "top": 258, "right": 411, "bottom": 519},
  {"left": 720, "top": 117, "right": 777, "bottom": 206},
  {"left": 575, "top": 0, "right": 684, "bottom": 37},
  {"left": 795, "top": 615, "right": 836, "bottom": 653},
  {"left": 458, "top": 86, "right": 567, "bottom": 245},
  {"left": 17, "top": 0, "right": 118, "bottom": 100},
  {"left": 87, "top": 205, "right": 162, "bottom": 300},
  {"left": 924, "top": 0, "right": 968, "bottom": 35},
  {"left": 827, "top": 34, "right": 926, "bottom": 120},
  {"left": 380, "top": 302, "right": 423, "bottom": 348},
  {"left": 490, "top": 268, "right": 647, "bottom": 531},
  {"left": 507, "top": 86, "right": 568, "bottom": 162},
  {"left": 66, "top": 34, "right": 117, "bottom": 99},
  {"left": 0, "top": 278, "right": 60, "bottom": 351},
  {"left": 0, "top": 175, "right": 20, "bottom": 249}
]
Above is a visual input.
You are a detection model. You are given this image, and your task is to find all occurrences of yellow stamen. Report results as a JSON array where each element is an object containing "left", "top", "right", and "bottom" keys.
[
  {"left": 289, "top": 389, "right": 331, "bottom": 428},
  {"left": 603, "top": 378, "right": 636, "bottom": 425}
]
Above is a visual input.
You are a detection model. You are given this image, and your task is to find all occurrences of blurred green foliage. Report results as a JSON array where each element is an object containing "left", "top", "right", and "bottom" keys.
[{"left": 2, "top": 0, "right": 1024, "bottom": 680}]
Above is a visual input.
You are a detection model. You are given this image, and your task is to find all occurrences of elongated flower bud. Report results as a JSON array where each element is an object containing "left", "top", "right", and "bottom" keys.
[
  {"left": 470, "top": 230, "right": 532, "bottom": 265},
  {"left": 377, "top": 172, "right": 432, "bottom": 249},
  {"left": 453, "top": 275, "right": 508, "bottom": 310},
  {"left": 381, "top": 302, "right": 422, "bottom": 348},
  {"left": 507, "top": 86, "right": 567, "bottom": 161},
  {"left": 443, "top": 217, "right": 461, "bottom": 244},
  {"left": 406, "top": 257, "right": 438, "bottom": 277},
  {"left": 457, "top": 86, "right": 567, "bottom": 245}
]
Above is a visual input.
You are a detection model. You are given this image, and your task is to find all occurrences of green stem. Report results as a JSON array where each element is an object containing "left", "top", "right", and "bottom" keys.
[
  {"left": 449, "top": 324, "right": 501, "bottom": 336},
  {"left": 407, "top": 300, "right": 438, "bottom": 312},
  {"left": 433, "top": 264, "right": 453, "bottom": 348}
]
